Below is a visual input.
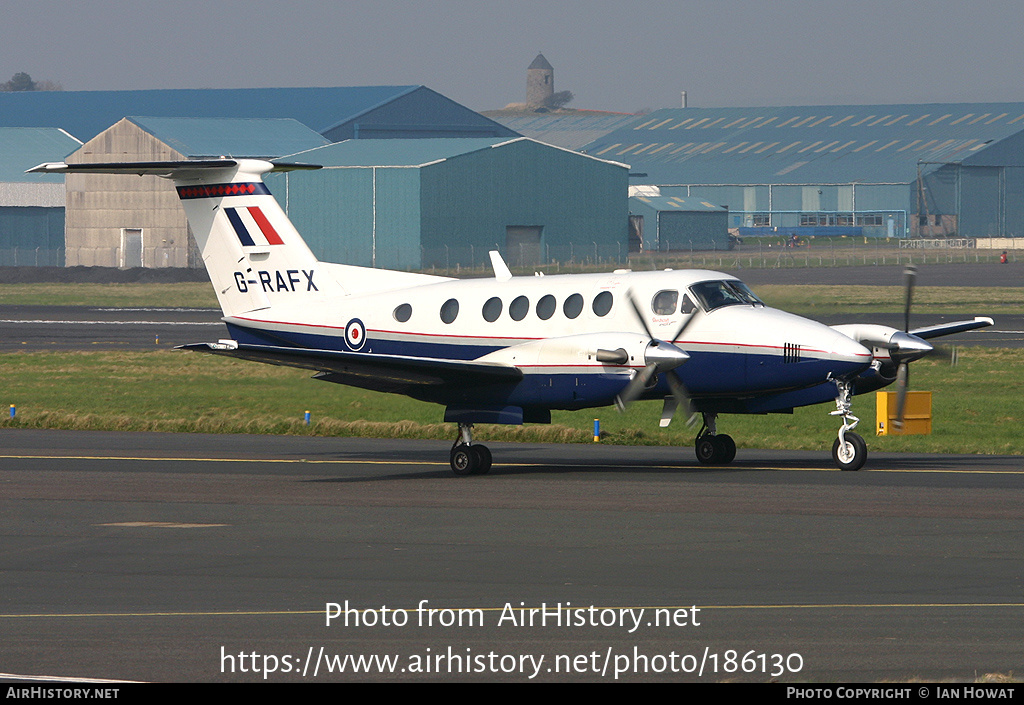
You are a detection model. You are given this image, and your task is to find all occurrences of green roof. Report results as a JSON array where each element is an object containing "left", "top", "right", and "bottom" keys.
[
  {"left": 484, "top": 111, "right": 639, "bottom": 150},
  {"left": 0, "top": 86, "right": 419, "bottom": 141},
  {"left": 286, "top": 137, "right": 518, "bottom": 167},
  {"left": 0, "top": 127, "right": 81, "bottom": 182},
  {"left": 584, "top": 103, "right": 1024, "bottom": 184},
  {"left": 128, "top": 116, "right": 330, "bottom": 158},
  {"left": 0, "top": 86, "right": 517, "bottom": 143}
]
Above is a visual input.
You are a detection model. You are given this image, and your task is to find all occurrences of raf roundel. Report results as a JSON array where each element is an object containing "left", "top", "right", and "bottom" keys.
[{"left": 345, "top": 318, "right": 367, "bottom": 351}]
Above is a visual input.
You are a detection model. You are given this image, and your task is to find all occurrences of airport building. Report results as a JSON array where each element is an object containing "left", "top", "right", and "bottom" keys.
[
  {"left": 265, "top": 137, "right": 629, "bottom": 270},
  {"left": 627, "top": 191, "right": 729, "bottom": 252},
  {"left": 0, "top": 127, "right": 82, "bottom": 266},
  {"left": 505, "top": 102, "right": 1024, "bottom": 242},
  {"left": 5, "top": 85, "right": 522, "bottom": 268},
  {"left": 11, "top": 76, "right": 1024, "bottom": 268}
]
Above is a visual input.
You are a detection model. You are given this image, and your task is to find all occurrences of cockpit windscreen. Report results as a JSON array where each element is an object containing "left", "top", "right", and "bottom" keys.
[{"left": 688, "top": 280, "right": 764, "bottom": 312}]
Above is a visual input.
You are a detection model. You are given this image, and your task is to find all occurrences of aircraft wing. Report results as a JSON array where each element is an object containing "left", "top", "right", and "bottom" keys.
[
  {"left": 909, "top": 316, "right": 994, "bottom": 340},
  {"left": 178, "top": 341, "right": 523, "bottom": 393}
]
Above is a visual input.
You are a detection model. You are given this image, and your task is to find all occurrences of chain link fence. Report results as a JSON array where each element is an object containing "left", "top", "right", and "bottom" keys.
[{"left": 0, "top": 247, "right": 65, "bottom": 267}]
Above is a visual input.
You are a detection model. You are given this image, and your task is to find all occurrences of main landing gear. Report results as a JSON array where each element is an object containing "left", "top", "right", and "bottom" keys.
[
  {"left": 450, "top": 423, "right": 492, "bottom": 476},
  {"left": 694, "top": 413, "right": 736, "bottom": 466},
  {"left": 830, "top": 379, "right": 866, "bottom": 471}
]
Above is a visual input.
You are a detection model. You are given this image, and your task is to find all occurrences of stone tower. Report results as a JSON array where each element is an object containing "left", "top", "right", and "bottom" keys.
[{"left": 526, "top": 53, "right": 554, "bottom": 108}]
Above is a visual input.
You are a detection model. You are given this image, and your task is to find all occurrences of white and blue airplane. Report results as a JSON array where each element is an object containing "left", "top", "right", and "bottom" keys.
[{"left": 31, "top": 158, "right": 993, "bottom": 474}]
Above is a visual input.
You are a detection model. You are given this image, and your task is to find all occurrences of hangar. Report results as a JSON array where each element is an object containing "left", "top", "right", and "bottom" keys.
[
  {"left": 1, "top": 85, "right": 522, "bottom": 268},
  {"left": 265, "top": 137, "right": 629, "bottom": 270},
  {"left": 578, "top": 103, "right": 1024, "bottom": 241},
  {"left": 0, "top": 127, "right": 82, "bottom": 266},
  {"left": 627, "top": 192, "right": 729, "bottom": 253}
]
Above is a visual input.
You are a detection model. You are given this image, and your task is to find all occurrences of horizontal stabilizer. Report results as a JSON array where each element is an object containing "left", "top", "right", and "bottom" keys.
[{"left": 28, "top": 160, "right": 321, "bottom": 177}]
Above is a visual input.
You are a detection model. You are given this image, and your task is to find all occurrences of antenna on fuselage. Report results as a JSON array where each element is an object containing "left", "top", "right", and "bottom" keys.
[{"left": 489, "top": 251, "right": 512, "bottom": 281}]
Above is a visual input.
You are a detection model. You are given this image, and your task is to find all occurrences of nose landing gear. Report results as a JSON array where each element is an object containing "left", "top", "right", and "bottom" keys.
[{"left": 830, "top": 380, "right": 866, "bottom": 471}]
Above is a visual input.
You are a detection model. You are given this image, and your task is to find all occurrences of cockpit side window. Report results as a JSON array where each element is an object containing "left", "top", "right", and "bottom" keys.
[{"left": 651, "top": 290, "right": 678, "bottom": 315}]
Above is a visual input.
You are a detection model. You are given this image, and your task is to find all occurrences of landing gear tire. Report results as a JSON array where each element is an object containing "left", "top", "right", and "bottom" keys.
[
  {"left": 696, "top": 436, "right": 720, "bottom": 465},
  {"left": 450, "top": 444, "right": 477, "bottom": 476},
  {"left": 696, "top": 434, "right": 735, "bottom": 465},
  {"left": 471, "top": 445, "right": 492, "bottom": 475},
  {"left": 450, "top": 443, "right": 491, "bottom": 476},
  {"left": 717, "top": 434, "right": 737, "bottom": 464},
  {"left": 832, "top": 432, "right": 867, "bottom": 471}
]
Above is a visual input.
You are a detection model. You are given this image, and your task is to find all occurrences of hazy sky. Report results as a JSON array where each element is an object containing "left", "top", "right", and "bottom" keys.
[{"left": 5, "top": 0, "right": 1024, "bottom": 113}]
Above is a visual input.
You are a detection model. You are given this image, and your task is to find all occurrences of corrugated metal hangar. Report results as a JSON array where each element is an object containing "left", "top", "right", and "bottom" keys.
[
  {"left": 7, "top": 85, "right": 524, "bottom": 269},
  {"left": 627, "top": 193, "right": 729, "bottom": 252},
  {"left": 265, "top": 137, "right": 629, "bottom": 270},
  {"left": 574, "top": 102, "right": 1024, "bottom": 240},
  {"left": 11, "top": 81, "right": 1024, "bottom": 270},
  {"left": 0, "top": 127, "right": 82, "bottom": 266}
]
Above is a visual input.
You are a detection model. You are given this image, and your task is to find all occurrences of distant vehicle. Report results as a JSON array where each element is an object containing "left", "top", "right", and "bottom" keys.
[{"left": 32, "top": 159, "right": 992, "bottom": 474}]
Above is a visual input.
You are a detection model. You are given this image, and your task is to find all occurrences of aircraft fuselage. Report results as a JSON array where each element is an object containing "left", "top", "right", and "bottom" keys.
[{"left": 221, "top": 268, "right": 873, "bottom": 415}]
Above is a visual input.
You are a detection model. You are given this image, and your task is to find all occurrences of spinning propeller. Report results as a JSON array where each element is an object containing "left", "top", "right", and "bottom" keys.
[
  {"left": 612, "top": 289, "right": 697, "bottom": 426},
  {"left": 891, "top": 265, "right": 935, "bottom": 429}
]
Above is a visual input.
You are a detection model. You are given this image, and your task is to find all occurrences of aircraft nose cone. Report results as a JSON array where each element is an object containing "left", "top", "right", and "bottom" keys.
[
  {"left": 889, "top": 331, "right": 933, "bottom": 363},
  {"left": 645, "top": 340, "right": 690, "bottom": 372}
]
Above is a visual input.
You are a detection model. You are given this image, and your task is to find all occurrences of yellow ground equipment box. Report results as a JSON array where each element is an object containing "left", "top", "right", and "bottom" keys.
[{"left": 876, "top": 391, "right": 932, "bottom": 436}]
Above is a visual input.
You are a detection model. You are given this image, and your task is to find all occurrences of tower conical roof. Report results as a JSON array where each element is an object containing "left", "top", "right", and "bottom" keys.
[{"left": 528, "top": 53, "right": 553, "bottom": 70}]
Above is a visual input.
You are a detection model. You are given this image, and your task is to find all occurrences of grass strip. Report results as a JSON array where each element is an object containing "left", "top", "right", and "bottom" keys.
[{"left": 0, "top": 348, "right": 1019, "bottom": 455}]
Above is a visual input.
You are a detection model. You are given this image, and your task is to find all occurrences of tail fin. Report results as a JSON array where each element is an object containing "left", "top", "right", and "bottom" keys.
[{"left": 30, "top": 159, "right": 342, "bottom": 317}]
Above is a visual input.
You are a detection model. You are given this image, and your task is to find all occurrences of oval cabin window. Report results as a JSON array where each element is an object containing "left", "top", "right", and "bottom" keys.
[
  {"left": 440, "top": 298, "right": 459, "bottom": 324},
  {"left": 393, "top": 303, "right": 412, "bottom": 322}
]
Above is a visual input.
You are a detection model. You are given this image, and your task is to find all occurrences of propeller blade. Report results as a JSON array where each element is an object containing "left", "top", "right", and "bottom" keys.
[
  {"left": 664, "top": 370, "right": 697, "bottom": 427},
  {"left": 617, "top": 287, "right": 695, "bottom": 421},
  {"left": 627, "top": 286, "right": 699, "bottom": 347},
  {"left": 893, "top": 362, "right": 909, "bottom": 430},
  {"left": 626, "top": 288, "right": 655, "bottom": 339},
  {"left": 669, "top": 308, "right": 699, "bottom": 346},
  {"left": 659, "top": 395, "right": 678, "bottom": 428},
  {"left": 615, "top": 363, "right": 658, "bottom": 411},
  {"left": 903, "top": 265, "right": 917, "bottom": 332}
]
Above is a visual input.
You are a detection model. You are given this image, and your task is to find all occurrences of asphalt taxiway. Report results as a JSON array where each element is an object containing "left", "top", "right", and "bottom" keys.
[{"left": 2, "top": 429, "right": 1023, "bottom": 682}]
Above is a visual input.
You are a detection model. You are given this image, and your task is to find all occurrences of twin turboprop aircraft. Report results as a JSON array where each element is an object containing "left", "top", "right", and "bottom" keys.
[{"left": 31, "top": 159, "right": 993, "bottom": 474}]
